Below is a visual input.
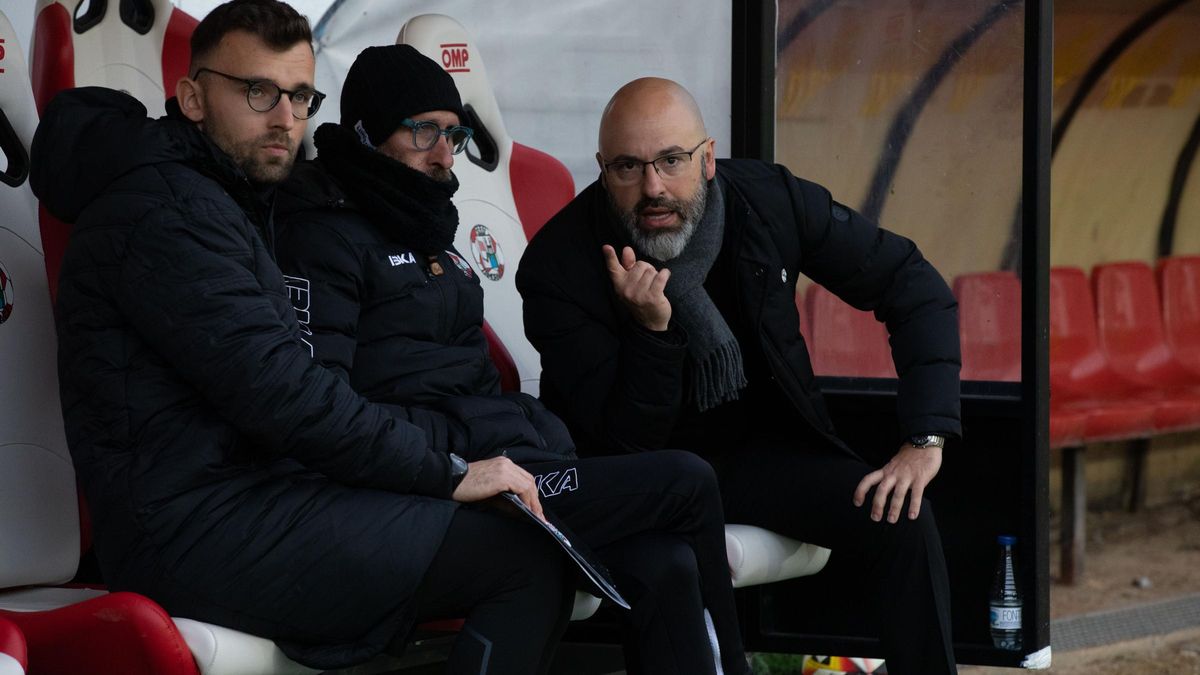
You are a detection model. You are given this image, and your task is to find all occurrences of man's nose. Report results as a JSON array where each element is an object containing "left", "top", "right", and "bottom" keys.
[
  {"left": 267, "top": 97, "right": 297, "bottom": 130},
  {"left": 431, "top": 133, "right": 455, "bottom": 169},
  {"left": 640, "top": 163, "right": 666, "bottom": 197}
]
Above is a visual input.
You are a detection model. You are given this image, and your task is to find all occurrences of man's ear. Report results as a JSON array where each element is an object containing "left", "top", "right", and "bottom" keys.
[
  {"left": 176, "top": 76, "right": 205, "bottom": 123},
  {"left": 703, "top": 138, "right": 717, "bottom": 180},
  {"left": 596, "top": 151, "right": 607, "bottom": 186}
]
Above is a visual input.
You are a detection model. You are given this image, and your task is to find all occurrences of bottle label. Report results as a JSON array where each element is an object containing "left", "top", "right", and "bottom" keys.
[{"left": 990, "top": 604, "right": 1022, "bottom": 630}]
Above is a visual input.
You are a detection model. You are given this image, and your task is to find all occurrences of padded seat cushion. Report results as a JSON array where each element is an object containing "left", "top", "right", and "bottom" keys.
[{"left": 724, "top": 524, "right": 831, "bottom": 588}]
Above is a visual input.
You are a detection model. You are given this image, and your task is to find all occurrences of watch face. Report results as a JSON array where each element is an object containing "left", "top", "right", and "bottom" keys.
[{"left": 449, "top": 453, "right": 469, "bottom": 476}]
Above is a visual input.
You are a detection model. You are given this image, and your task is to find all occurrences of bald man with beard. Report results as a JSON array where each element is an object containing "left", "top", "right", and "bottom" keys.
[{"left": 517, "top": 77, "right": 963, "bottom": 675}]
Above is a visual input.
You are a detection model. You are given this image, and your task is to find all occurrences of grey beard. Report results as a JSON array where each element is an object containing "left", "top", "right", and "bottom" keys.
[{"left": 612, "top": 175, "right": 708, "bottom": 261}]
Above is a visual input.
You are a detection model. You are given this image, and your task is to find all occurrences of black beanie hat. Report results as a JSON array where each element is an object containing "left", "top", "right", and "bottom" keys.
[{"left": 340, "top": 44, "right": 468, "bottom": 148}]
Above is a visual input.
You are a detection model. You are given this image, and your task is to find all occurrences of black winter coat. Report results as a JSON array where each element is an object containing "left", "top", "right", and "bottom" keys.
[
  {"left": 31, "top": 88, "right": 459, "bottom": 669},
  {"left": 274, "top": 158, "right": 575, "bottom": 464},
  {"left": 516, "top": 159, "right": 961, "bottom": 457}
]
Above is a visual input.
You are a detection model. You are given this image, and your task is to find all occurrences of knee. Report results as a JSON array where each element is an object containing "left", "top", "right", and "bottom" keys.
[
  {"left": 656, "top": 449, "right": 719, "bottom": 496},
  {"left": 639, "top": 537, "right": 702, "bottom": 591}
]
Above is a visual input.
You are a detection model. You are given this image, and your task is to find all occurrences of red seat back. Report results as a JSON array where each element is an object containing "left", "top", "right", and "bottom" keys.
[
  {"left": 954, "top": 271, "right": 1020, "bottom": 382},
  {"left": 805, "top": 284, "right": 894, "bottom": 378},
  {"left": 1093, "top": 261, "right": 1198, "bottom": 389},
  {"left": 1159, "top": 255, "right": 1200, "bottom": 379},
  {"left": 510, "top": 141, "right": 575, "bottom": 239},
  {"left": 1049, "top": 267, "right": 1141, "bottom": 400}
]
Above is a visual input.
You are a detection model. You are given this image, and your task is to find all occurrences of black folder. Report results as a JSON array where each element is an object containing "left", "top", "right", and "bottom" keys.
[{"left": 501, "top": 492, "right": 631, "bottom": 610}]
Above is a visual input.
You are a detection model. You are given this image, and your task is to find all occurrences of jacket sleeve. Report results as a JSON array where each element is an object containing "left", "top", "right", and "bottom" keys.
[
  {"left": 517, "top": 243, "right": 689, "bottom": 454},
  {"left": 117, "top": 201, "right": 457, "bottom": 497},
  {"left": 274, "top": 215, "right": 465, "bottom": 454},
  {"left": 785, "top": 168, "right": 962, "bottom": 439}
]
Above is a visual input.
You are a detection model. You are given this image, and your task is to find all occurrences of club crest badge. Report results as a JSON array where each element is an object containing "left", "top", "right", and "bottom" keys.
[
  {"left": 446, "top": 250, "right": 474, "bottom": 279},
  {"left": 0, "top": 261, "right": 13, "bottom": 325},
  {"left": 469, "top": 224, "right": 504, "bottom": 281}
]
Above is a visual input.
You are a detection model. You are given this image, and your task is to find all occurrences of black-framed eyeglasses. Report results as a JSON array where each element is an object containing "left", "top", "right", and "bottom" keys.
[
  {"left": 194, "top": 68, "right": 326, "bottom": 120},
  {"left": 401, "top": 118, "right": 474, "bottom": 155},
  {"left": 602, "top": 138, "right": 710, "bottom": 186}
]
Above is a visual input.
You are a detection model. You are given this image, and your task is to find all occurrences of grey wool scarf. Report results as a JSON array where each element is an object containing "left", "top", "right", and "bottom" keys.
[{"left": 658, "top": 178, "right": 747, "bottom": 411}]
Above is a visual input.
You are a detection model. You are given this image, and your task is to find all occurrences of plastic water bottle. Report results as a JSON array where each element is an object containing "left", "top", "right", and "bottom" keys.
[{"left": 989, "top": 534, "right": 1023, "bottom": 650}]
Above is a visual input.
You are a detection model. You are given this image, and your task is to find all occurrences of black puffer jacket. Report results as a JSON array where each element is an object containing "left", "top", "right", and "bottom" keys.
[
  {"left": 517, "top": 159, "right": 961, "bottom": 457},
  {"left": 31, "top": 88, "right": 459, "bottom": 669},
  {"left": 273, "top": 129, "right": 574, "bottom": 464}
]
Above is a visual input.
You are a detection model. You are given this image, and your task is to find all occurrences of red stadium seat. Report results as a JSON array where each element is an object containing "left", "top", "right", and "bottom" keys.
[
  {"left": 805, "top": 284, "right": 895, "bottom": 378},
  {"left": 1159, "top": 255, "right": 1200, "bottom": 380},
  {"left": 0, "top": 616, "right": 26, "bottom": 675},
  {"left": 1093, "top": 262, "right": 1200, "bottom": 433},
  {"left": 1049, "top": 267, "right": 1156, "bottom": 442},
  {"left": 796, "top": 285, "right": 811, "bottom": 342},
  {"left": 954, "top": 272, "right": 1021, "bottom": 382}
]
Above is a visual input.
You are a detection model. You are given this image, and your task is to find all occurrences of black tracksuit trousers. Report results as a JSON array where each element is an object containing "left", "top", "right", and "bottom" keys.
[
  {"left": 412, "top": 450, "right": 747, "bottom": 675},
  {"left": 705, "top": 441, "right": 957, "bottom": 675}
]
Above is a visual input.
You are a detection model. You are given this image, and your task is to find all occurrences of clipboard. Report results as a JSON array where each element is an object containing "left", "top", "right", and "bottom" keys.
[{"left": 500, "top": 492, "right": 631, "bottom": 610}]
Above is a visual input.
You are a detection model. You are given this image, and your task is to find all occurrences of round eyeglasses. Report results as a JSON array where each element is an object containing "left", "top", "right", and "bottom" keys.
[
  {"left": 602, "top": 138, "right": 710, "bottom": 186},
  {"left": 401, "top": 118, "right": 474, "bottom": 155},
  {"left": 194, "top": 68, "right": 326, "bottom": 120}
]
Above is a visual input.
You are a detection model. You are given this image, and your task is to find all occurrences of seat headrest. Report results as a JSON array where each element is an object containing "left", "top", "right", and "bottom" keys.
[
  {"left": 32, "top": 0, "right": 184, "bottom": 118},
  {"left": 396, "top": 14, "right": 508, "bottom": 145}
]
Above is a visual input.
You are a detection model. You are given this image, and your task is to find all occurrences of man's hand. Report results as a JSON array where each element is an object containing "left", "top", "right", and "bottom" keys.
[
  {"left": 602, "top": 245, "right": 672, "bottom": 331},
  {"left": 853, "top": 445, "right": 943, "bottom": 523},
  {"left": 452, "top": 456, "right": 546, "bottom": 522}
]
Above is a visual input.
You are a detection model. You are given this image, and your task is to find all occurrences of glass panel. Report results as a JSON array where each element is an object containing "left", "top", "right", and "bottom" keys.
[
  {"left": 776, "top": 0, "right": 1025, "bottom": 382},
  {"left": 1052, "top": 1, "right": 1200, "bottom": 263}
]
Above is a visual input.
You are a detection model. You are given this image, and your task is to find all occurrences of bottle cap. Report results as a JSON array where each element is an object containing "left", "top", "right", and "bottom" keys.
[{"left": 998, "top": 534, "right": 1017, "bottom": 545}]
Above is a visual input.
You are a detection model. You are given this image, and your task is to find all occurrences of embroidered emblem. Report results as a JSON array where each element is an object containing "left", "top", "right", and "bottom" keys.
[
  {"left": 0, "top": 260, "right": 13, "bottom": 325},
  {"left": 469, "top": 224, "right": 504, "bottom": 281},
  {"left": 446, "top": 250, "right": 474, "bottom": 278},
  {"left": 781, "top": 268, "right": 788, "bottom": 283},
  {"left": 389, "top": 252, "right": 416, "bottom": 266}
]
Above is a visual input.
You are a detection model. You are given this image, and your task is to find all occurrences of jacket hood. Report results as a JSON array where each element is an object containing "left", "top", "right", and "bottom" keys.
[{"left": 30, "top": 87, "right": 239, "bottom": 223}]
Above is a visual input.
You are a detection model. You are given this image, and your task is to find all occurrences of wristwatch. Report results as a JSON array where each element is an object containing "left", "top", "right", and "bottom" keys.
[
  {"left": 448, "top": 453, "right": 469, "bottom": 491},
  {"left": 908, "top": 434, "right": 946, "bottom": 449}
]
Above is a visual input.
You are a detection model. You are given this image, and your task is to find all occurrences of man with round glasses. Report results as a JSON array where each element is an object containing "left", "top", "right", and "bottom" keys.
[
  {"left": 32, "top": 2, "right": 587, "bottom": 673},
  {"left": 517, "top": 77, "right": 963, "bottom": 674},
  {"left": 275, "top": 45, "right": 751, "bottom": 675}
]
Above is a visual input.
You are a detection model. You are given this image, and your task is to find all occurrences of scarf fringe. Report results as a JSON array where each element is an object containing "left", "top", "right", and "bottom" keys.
[{"left": 691, "top": 341, "right": 748, "bottom": 412}]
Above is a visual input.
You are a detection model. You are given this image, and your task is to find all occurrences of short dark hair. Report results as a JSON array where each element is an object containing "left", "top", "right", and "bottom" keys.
[{"left": 189, "top": 0, "right": 312, "bottom": 74}]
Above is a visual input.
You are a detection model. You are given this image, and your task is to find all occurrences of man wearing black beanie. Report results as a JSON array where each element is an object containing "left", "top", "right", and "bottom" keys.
[{"left": 275, "top": 44, "right": 751, "bottom": 675}]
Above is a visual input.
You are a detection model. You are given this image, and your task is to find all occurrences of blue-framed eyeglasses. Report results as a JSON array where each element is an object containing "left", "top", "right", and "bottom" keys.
[{"left": 401, "top": 118, "right": 474, "bottom": 154}]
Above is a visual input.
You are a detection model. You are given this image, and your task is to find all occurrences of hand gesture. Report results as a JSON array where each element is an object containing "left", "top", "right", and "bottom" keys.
[
  {"left": 452, "top": 456, "right": 546, "bottom": 522},
  {"left": 853, "top": 445, "right": 943, "bottom": 523},
  {"left": 602, "top": 245, "right": 672, "bottom": 331}
]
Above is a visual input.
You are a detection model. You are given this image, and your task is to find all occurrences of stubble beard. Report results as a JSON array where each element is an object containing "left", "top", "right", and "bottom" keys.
[
  {"left": 204, "top": 113, "right": 298, "bottom": 186},
  {"left": 609, "top": 172, "right": 708, "bottom": 262}
]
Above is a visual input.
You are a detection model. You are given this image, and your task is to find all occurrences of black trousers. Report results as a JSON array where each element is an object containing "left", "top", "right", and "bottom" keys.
[
  {"left": 705, "top": 441, "right": 957, "bottom": 675},
  {"left": 412, "top": 507, "right": 575, "bottom": 675},
  {"left": 528, "top": 451, "right": 748, "bottom": 675}
]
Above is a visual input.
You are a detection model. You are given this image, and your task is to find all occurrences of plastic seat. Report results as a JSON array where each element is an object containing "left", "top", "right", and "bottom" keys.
[
  {"left": 805, "top": 284, "right": 895, "bottom": 378},
  {"left": 1049, "top": 267, "right": 1156, "bottom": 442},
  {"left": 1, "top": 11, "right": 204, "bottom": 674},
  {"left": 395, "top": 14, "right": 576, "bottom": 396},
  {"left": 954, "top": 272, "right": 1021, "bottom": 382},
  {"left": 1093, "top": 261, "right": 1200, "bottom": 433},
  {"left": 0, "top": 617, "right": 26, "bottom": 675},
  {"left": 1159, "top": 255, "right": 1200, "bottom": 379}
]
